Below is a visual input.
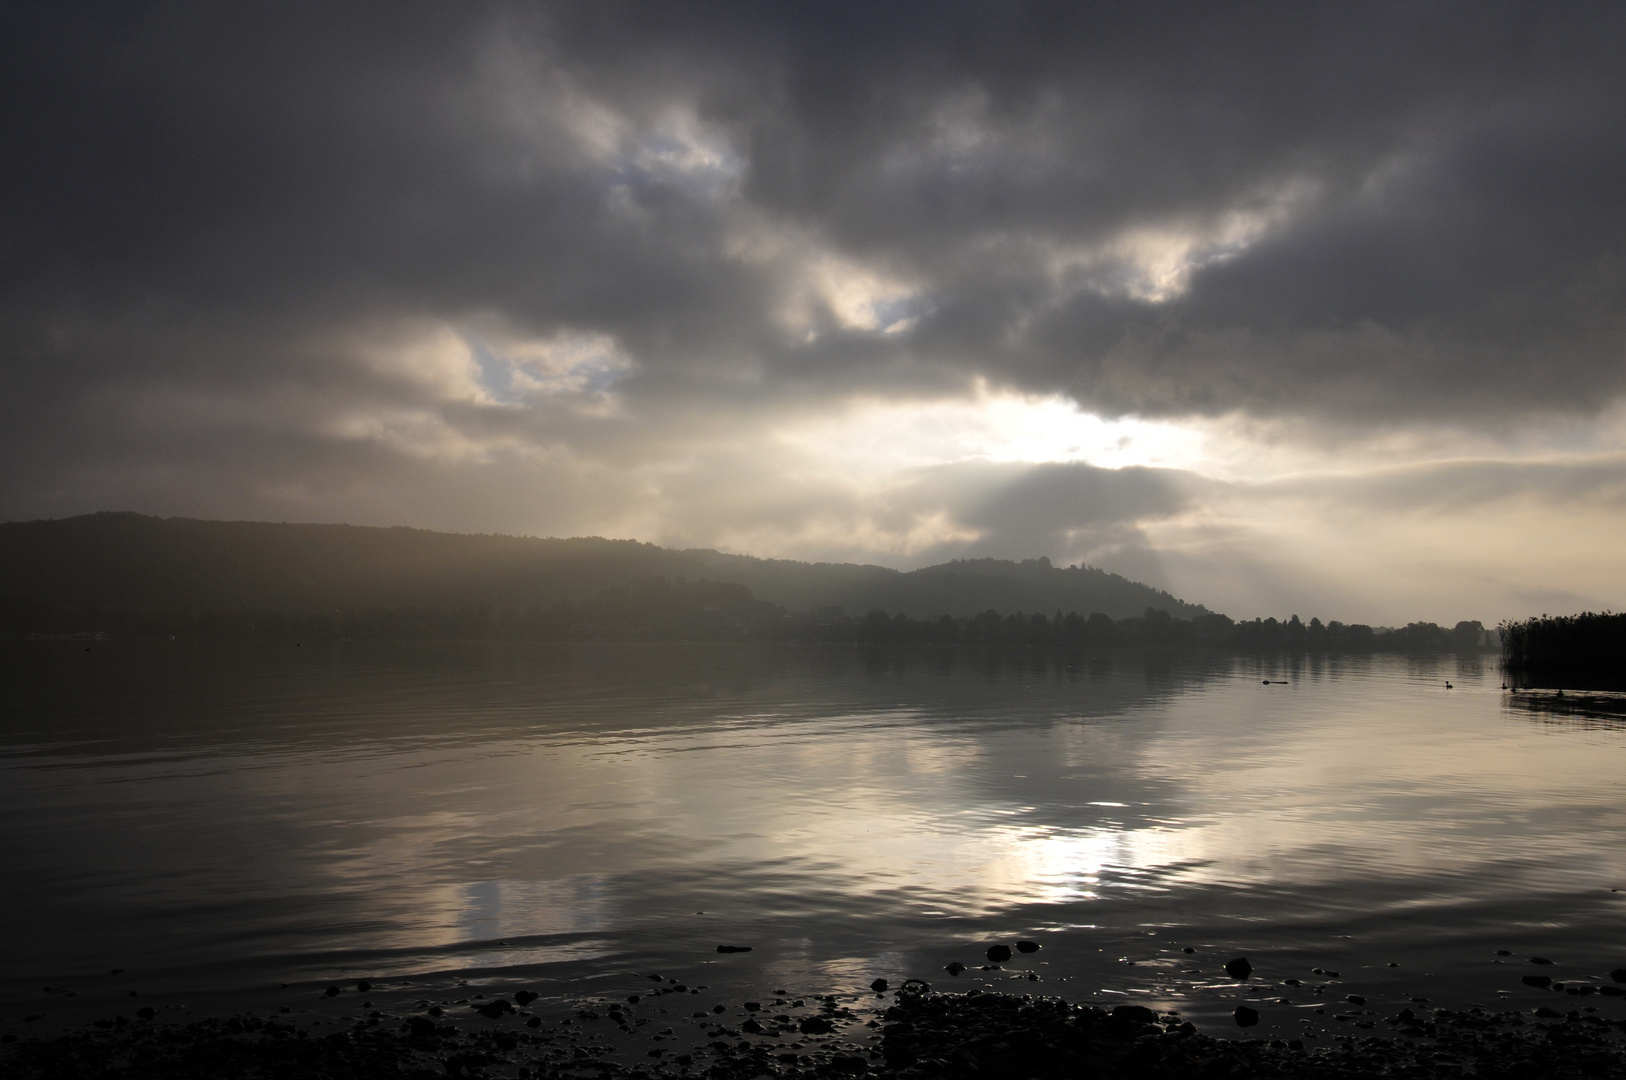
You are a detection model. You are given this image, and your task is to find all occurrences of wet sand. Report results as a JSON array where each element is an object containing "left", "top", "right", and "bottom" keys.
[{"left": 8, "top": 979, "right": 1626, "bottom": 1079}]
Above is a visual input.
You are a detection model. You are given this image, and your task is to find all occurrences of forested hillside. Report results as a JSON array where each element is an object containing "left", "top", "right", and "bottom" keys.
[{"left": 0, "top": 513, "right": 1208, "bottom": 625}]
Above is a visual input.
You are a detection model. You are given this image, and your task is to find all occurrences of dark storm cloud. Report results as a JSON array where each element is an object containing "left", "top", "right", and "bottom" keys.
[{"left": 3, "top": 0, "right": 1626, "bottom": 524}]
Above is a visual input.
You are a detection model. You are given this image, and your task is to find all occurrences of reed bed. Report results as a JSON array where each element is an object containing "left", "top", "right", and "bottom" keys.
[{"left": 1500, "top": 611, "right": 1626, "bottom": 689}]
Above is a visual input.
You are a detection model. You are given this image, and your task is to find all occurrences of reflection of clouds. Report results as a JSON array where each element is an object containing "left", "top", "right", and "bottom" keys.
[
  {"left": 21, "top": 644, "right": 1626, "bottom": 1000},
  {"left": 455, "top": 876, "right": 614, "bottom": 945},
  {"left": 984, "top": 824, "right": 1200, "bottom": 905}
]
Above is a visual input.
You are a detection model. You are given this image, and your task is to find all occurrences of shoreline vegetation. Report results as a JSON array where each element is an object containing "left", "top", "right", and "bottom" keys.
[
  {"left": 1500, "top": 611, "right": 1626, "bottom": 691},
  {"left": 5, "top": 586, "right": 1492, "bottom": 654},
  {"left": 8, "top": 982, "right": 1626, "bottom": 1080}
]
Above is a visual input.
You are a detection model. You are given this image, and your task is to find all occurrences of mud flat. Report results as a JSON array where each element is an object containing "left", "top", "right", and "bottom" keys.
[{"left": 8, "top": 980, "right": 1626, "bottom": 1080}]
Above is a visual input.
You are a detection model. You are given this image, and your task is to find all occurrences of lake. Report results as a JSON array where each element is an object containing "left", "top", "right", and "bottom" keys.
[{"left": 4, "top": 639, "right": 1625, "bottom": 1042}]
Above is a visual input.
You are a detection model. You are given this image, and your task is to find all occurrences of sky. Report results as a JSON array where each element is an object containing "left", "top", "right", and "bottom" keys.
[{"left": 4, "top": 1, "right": 1626, "bottom": 625}]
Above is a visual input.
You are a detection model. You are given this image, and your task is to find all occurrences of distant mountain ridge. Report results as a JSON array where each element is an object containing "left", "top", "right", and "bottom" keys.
[{"left": 0, "top": 512, "right": 1211, "bottom": 621}]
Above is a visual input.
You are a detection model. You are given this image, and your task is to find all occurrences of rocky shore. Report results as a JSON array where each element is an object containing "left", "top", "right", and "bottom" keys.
[{"left": 8, "top": 978, "right": 1626, "bottom": 1080}]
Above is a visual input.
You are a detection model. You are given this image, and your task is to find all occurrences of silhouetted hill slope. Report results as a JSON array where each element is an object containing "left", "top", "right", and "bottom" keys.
[
  {"left": 0, "top": 513, "right": 1209, "bottom": 620},
  {"left": 683, "top": 551, "right": 1209, "bottom": 620}
]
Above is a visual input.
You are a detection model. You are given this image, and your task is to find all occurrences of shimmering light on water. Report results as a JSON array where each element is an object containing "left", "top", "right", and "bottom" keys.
[{"left": 3, "top": 641, "right": 1625, "bottom": 1035}]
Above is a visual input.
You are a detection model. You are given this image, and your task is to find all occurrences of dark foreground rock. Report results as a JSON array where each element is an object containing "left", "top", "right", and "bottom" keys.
[
  {"left": 9, "top": 983, "right": 1626, "bottom": 1080},
  {"left": 877, "top": 988, "right": 1626, "bottom": 1080}
]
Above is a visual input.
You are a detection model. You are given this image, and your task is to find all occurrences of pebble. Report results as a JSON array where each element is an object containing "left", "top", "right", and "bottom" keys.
[
  {"left": 944, "top": 962, "right": 965, "bottom": 976},
  {"left": 1234, "top": 1005, "right": 1261, "bottom": 1027},
  {"left": 716, "top": 945, "right": 753, "bottom": 953},
  {"left": 1111, "top": 1004, "right": 1157, "bottom": 1024},
  {"left": 986, "top": 944, "right": 1012, "bottom": 963},
  {"left": 1015, "top": 940, "right": 1040, "bottom": 954},
  {"left": 1224, "top": 957, "right": 1252, "bottom": 980},
  {"left": 869, "top": 978, "right": 888, "bottom": 992}
]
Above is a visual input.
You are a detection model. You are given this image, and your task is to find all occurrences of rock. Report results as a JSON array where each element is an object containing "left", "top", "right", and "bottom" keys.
[
  {"left": 1534, "top": 1006, "right": 1564, "bottom": 1018},
  {"left": 986, "top": 944, "right": 1012, "bottom": 963},
  {"left": 830, "top": 1052, "right": 868, "bottom": 1072},
  {"left": 407, "top": 1017, "right": 436, "bottom": 1037},
  {"left": 713, "top": 1003, "right": 727, "bottom": 1013},
  {"left": 1611, "top": 968, "right": 1626, "bottom": 983},
  {"left": 1529, "top": 957, "right": 1554, "bottom": 965},
  {"left": 356, "top": 981, "right": 372, "bottom": 993},
  {"left": 1522, "top": 975, "right": 1552, "bottom": 988},
  {"left": 799, "top": 1016, "right": 834, "bottom": 1035},
  {"left": 1346, "top": 995, "right": 1366, "bottom": 1005},
  {"left": 1015, "top": 941, "right": 1040, "bottom": 954},
  {"left": 1225, "top": 957, "right": 1253, "bottom": 980},
  {"left": 744, "top": 1001, "right": 761, "bottom": 1011},
  {"left": 1283, "top": 979, "right": 1302, "bottom": 987},
  {"left": 1183, "top": 947, "right": 1195, "bottom": 954},
  {"left": 1496, "top": 950, "right": 1512, "bottom": 956},
  {"left": 944, "top": 962, "right": 966, "bottom": 976},
  {"left": 1324, "top": 970, "right": 1340, "bottom": 979},
  {"left": 870, "top": 978, "right": 889, "bottom": 992},
  {"left": 324, "top": 985, "right": 341, "bottom": 997},
  {"left": 1234, "top": 1005, "right": 1260, "bottom": 1027},
  {"left": 474, "top": 999, "right": 514, "bottom": 1019},
  {"left": 740, "top": 1019, "right": 764, "bottom": 1034},
  {"left": 1600, "top": 985, "right": 1625, "bottom": 997},
  {"left": 1111, "top": 1004, "right": 1158, "bottom": 1025},
  {"left": 514, "top": 990, "right": 538, "bottom": 1006},
  {"left": 717, "top": 945, "right": 753, "bottom": 953}
]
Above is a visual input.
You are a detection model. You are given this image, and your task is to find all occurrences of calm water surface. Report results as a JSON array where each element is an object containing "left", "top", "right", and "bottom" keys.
[{"left": 4, "top": 640, "right": 1625, "bottom": 1037}]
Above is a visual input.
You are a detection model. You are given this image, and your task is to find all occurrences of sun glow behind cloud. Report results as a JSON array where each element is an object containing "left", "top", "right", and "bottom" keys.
[{"left": 777, "top": 384, "right": 1213, "bottom": 479}]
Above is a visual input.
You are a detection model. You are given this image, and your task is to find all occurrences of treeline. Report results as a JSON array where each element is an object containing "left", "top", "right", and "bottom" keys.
[
  {"left": 6, "top": 577, "right": 1494, "bottom": 654},
  {"left": 1500, "top": 611, "right": 1626, "bottom": 689},
  {"left": 809, "top": 609, "right": 1490, "bottom": 651}
]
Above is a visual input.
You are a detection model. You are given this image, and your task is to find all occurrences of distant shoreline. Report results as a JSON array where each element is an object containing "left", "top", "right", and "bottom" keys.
[{"left": 6, "top": 605, "right": 1496, "bottom": 654}]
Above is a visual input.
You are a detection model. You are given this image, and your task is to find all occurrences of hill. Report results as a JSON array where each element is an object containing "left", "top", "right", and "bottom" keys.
[{"left": 0, "top": 512, "right": 1209, "bottom": 623}]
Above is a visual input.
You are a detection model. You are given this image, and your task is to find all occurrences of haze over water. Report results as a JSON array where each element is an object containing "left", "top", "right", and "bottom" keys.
[{"left": 4, "top": 641, "right": 1625, "bottom": 1040}]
